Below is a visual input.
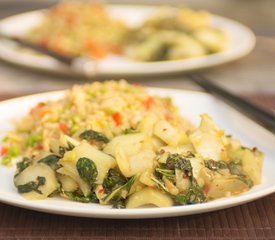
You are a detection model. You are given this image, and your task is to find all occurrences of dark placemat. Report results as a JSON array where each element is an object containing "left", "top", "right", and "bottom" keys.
[{"left": 0, "top": 94, "right": 274, "bottom": 240}]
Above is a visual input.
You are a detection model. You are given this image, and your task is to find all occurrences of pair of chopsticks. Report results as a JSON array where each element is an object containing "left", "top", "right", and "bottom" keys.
[
  {"left": 1, "top": 33, "right": 275, "bottom": 134},
  {"left": 190, "top": 75, "right": 275, "bottom": 134}
]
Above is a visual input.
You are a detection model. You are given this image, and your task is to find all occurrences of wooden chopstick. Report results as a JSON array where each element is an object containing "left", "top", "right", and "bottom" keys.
[{"left": 189, "top": 74, "right": 275, "bottom": 134}]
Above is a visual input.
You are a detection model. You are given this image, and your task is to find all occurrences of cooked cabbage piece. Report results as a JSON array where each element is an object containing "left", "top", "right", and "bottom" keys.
[
  {"left": 126, "top": 187, "right": 173, "bottom": 208},
  {"left": 115, "top": 148, "right": 155, "bottom": 177},
  {"left": 58, "top": 174, "right": 78, "bottom": 192},
  {"left": 125, "top": 6, "right": 228, "bottom": 61},
  {"left": 193, "top": 27, "right": 228, "bottom": 53},
  {"left": 154, "top": 120, "right": 188, "bottom": 146},
  {"left": 58, "top": 142, "right": 116, "bottom": 196},
  {"left": 189, "top": 114, "right": 228, "bottom": 161},
  {"left": 228, "top": 146, "right": 263, "bottom": 185},
  {"left": 14, "top": 163, "right": 58, "bottom": 200},
  {"left": 104, "top": 133, "right": 146, "bottom": 157},
  {"left": 206, "top": 177, "right": 249, "bottom": 199}
]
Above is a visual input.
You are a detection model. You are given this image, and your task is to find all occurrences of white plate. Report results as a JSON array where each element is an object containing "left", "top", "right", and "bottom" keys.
[
  {"left": 0, "top": 88, "right": 274, "bottom": 219},
  {"left": 0, "top": 5, "right": 255, "bottom": 76}
]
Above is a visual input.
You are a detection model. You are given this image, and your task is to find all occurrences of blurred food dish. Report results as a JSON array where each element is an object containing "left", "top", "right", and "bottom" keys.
[
  {"left": 26, "top": 2, "right": 228, "bottom": 61},
  {"left": 27, "top": 2, "right": 128, "bottom": 60},
  {"left": 125, "top": 7, "right": 229, "bottom": 61},
  {"left": 0, "top": 3, "right": 255, "bottom": 76}
]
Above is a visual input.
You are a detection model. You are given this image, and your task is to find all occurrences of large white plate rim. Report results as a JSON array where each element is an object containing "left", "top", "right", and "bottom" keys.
[{"left": 0, "top": 88, "right": 274, "bottom": 219}]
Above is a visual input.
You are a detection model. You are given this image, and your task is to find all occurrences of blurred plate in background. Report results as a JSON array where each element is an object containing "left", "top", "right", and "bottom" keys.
[{"left": 0, "top": 5, "right": 255, "bottom": 77}]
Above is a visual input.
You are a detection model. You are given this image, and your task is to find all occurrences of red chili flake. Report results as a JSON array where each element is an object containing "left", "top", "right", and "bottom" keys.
[
  {"left": 159, "top": 149, "right": 165, "bottom": 154},
  {"left": 0, "top": 146, "right": 8, "bottom": 156},
  {"left": 165, "top": 113, "right": 173, "bottom": 121},
  {"left": 59, "top": 122, "right": 69, "bottom": 134},
  {"left": 252, "top": 147, "right": 257, "bottom": 152},
  {"left": 37, "top": 102, "right": 45, "bottom": 108},
  {"left": 143, "top": 96, "right": 155, "bottom": 109},
  {"left": 112, "top": 112, "right": 122, "bottom": 126},
  {"left": 203, "top": 185, "right": 210, "bottom": 194},
  {"left": 98, "top": 188, "right": 104, "bottom": 194},
  {"left": 30, "top": 102, "right": 45, "bottom": 114},
  {"left": 36, "top": 144, "right": 44, "bottom": 150},
  {"left": 39, "top": 109, "right": 51, "bottom": 118}
]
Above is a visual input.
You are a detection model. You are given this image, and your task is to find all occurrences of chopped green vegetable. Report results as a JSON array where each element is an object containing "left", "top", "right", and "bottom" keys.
[
  {"left": 165, "top": 153, "right": 193, "bottom": 177},
  {"left": 205, "top": 160, "right": 246, "bottom": 177},
  {"left": 38, "top": 154, "right": 60, "bottom": 170},
  {"left": 123, "top": 128, "right": 138, "bottom": 134},
  {"left": 155, "top": 168, "right": 175, "bottom": 180},
  {"left": 103, "top": 175, "right": 136, "bottom": 205},
  {"left": 58, "top": 141, "right": 75, "bottom": 157},
  {"left": 1, "top": 156, "right": 11, "bottom": 165},
  {"left": 67, "top": 141, "right": 75, "bottom": 151},
  {"left": 113, "top": 199, "right": 126, "bottom": 209},
  {"left": 205, "top": 160, "right": 253, "bottom": 187},
  {"left": 16, "top": 157, "right": 31, "bottom": 175},
  {"left": 1, "top": 146, "right": 20, "bottom": 165},
  {"left": 76, "top": 157, "right": 98, "bottom": 186},
  {"left": 103, "top": 169, "right": 127, "bottom": 194},
  {"left": 174, "top": 180, "right": 206, "bottom": 204},
  {"left": 70, "top": 124, "right": 80, "bottom": 134},
  {"left": 16, "top": 176, "right": 46, "bottom": 194},
  {"left": 156, "top": 152, "right": 206, "bottom": 205},
  {"left": 26, "top": 135, "right": 42, "bottom": 147},
  {"left": 79, "top": 130, "right": 109, "bottom": 143},
  {"left": 58, "top": 146, "right": 66, "bottom": 157},
  {"left": 63, "top": 191, "right": 98, "bottom": 203},
  {"left": 227, "top": 162, "right": 253, "bottom": 187},
  {"left": 204, "top": 160, "right": 228, "bottom": 171},
  {"left": 227, "top": 162, "right": 244, "bottom": 176},
  {"left": 1, "top": 136, "right": 9, "bottom": 142},
  {"left": 9, "top": 146, "right": 19, "bottom": 157},
  {"left": 151, "top": 175, "right": 168, "bottom": 192}
]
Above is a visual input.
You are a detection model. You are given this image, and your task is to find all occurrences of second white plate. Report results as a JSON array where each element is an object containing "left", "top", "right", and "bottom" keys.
[{"left": 0, "top": 5, "right": 255, "bottom": 77}]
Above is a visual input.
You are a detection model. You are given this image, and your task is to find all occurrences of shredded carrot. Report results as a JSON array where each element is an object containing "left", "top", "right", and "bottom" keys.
[
  {"left": 203, "top": 184, "right": 210, "bottom": 195},
  {"left": 86, "top": 40, "right": 107, "bottom": 59},
  {"left": 39, "top": 109, "right": 52, "bottom": 118},
  {"left": 36, "top": 144, "right": 44, "bottom": 150},
  {"left": 112, "top": 112, "right": 122, "bottom": 126},
  {"left": 0, "top": 146, "right": 8, "bottom": 156},
  {"left": 144, "top": 96, "right": 155, "bottom": 109},
  {"left": 165, "top": 113, "right": 173, "bottom": 121},
  {"left": 30, "top": 102, "right": 45, "bottom": 114},
  {"left": 59, "top": 122, "right": 69, "bottom": 134},
  {"left": 98, "top": 188, "right": 105, "bottom": 194}
]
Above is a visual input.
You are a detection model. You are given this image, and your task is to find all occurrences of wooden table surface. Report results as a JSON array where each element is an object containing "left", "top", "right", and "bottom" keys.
[{"left": 0, "top": 1, "right": 274, "bottom": 239}]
